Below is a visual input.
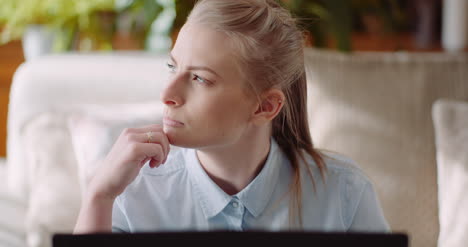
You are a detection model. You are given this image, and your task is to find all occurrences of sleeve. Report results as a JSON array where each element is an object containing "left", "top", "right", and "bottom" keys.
[
  {"left": 347, "top": 181, "right": 391, "bottom": 232},
  {"left": 112, "top": 196, "right": 130, "bottom": 233}
]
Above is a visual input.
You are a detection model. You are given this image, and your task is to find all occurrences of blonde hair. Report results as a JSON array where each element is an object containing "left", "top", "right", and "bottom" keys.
[{"left": 187, "top": 0, "right": 327, "bottom": 228}]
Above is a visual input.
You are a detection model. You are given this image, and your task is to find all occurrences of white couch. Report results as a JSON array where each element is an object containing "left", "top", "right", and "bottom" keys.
[
  {"left": 1, "top": 49, "right": 468, "bottom": 247},
  {"left": 0, "top": 158, "right": 26, "bottom": 247}
]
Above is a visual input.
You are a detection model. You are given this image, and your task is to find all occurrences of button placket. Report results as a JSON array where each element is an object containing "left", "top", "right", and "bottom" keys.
[{"left": 230, "top": 199, "right": 243, "bottom": 230}]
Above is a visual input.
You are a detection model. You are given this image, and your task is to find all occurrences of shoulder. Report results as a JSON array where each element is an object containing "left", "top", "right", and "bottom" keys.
[
  {"left": 304, "top": 150, "right": 383, "bottom": 228},
  {"left": 321, "top": 151, "right": 373, "bottom": 204},
  {"left": 303, "top": 149, "right": 372, "bottom": 187},
  {"left": 320, "top": 150, "right": 372, "bottom": 196}
]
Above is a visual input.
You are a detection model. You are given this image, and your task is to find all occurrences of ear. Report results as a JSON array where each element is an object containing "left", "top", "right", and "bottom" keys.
[{"left": 251, "top": 88, "right": 285, "bottom": 126}]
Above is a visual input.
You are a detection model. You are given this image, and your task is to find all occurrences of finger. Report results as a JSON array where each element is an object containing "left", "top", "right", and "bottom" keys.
[
  {"left": 129, "top": 132, "right": 158, "bottom": 143},
  {"left": 148, "top": 132, "right": 170, "bottom": 163},
  {"left": 130, "top": 132, "right": 169, "bottom": 162},
  {"left": 133, "top": 143, "right": 164, "bottom": 168},
  {"left": 139, "top": 157, "right": 151, "bottom": 167},
  {"left": 149, "top": 158, "right": 160, "bottom": 168}
]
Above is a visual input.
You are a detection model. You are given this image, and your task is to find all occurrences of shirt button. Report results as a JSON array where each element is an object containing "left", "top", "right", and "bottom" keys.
[{"left": 232, "top": 201, "right": 239, "bottom": 208}]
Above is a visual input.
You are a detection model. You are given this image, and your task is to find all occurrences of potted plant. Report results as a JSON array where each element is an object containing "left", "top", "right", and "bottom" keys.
[
  {"left": 0, "top": 0, "right": 118, "bottom": 59},
  {"left": 0, "top": 0, "right": 175, "bottom": 59}
]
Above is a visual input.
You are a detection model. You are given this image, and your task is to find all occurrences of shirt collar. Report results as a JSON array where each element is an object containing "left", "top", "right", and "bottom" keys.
[
  {"left": 236, "top": 138, "right": 284, "bottom": 217},
  {"left": 185, "top": 138, "right": 285, "bottom": 219},
  {"left": 185, "top": 148, "right": 232, "bottom": 219}
]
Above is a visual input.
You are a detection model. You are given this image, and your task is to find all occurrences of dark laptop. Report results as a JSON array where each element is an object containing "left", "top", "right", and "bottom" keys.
[{"left": 53, "top": 231, "right": 408, "bottom": 247}]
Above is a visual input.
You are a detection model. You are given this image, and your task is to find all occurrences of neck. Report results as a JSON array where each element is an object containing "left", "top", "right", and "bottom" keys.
[{"left": 196, "top": 128, "right": 271, "bottom": 196}]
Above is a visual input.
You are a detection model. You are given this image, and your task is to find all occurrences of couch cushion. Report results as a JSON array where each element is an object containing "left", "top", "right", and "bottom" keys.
[
  {"left": 432, "top": 99, "right": 468, "bottom": 247},
  {"left": 22, "top": 112, "right": 82, "bottom": 247},
  {"left": 305, "top": 48, "right": 468, "bottom": 247}
]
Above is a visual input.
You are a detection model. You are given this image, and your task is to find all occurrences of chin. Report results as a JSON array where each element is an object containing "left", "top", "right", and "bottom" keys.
[
  {"left": 164, "top": 127, "right": 198, "bottom": 148},
  {"left": 164, "top": 128, "right": 231, "bottom": 150}
]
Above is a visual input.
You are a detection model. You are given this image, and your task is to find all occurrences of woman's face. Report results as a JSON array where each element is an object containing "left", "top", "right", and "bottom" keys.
[{"left": 160, "top": 23, "right": 258, "bottom": 149}]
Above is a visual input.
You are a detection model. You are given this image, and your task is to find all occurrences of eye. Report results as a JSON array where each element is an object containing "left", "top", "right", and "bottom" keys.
[
  {"left": 166, "top": 62, "right": 176, "bottom": 73},
  {"left": 192, "top": 74, "right": 208, "bottom": 84}
]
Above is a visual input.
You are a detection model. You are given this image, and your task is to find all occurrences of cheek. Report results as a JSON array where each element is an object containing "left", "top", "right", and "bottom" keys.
[
  {"left": 195, "top": 94, "right": 252, "bottom": 128},
  {"left": 166, "top": 87, "right": 255, "bottom": 148}
]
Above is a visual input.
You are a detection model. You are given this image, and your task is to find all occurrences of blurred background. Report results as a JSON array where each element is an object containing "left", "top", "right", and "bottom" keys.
[
  {"left": 0, "top": 0, "right": 467, "bottom": 158},
  {"left": 0, "top": 2, "right": 468, "bottom": 247}
]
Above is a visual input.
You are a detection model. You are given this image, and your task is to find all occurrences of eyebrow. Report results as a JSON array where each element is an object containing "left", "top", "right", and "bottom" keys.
[{"left": 170, "top": 53, "right": 221, "bottom": 78}]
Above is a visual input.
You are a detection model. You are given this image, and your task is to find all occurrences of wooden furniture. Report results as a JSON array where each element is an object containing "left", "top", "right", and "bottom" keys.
[{"left": 0, "top": 41, "right": 24, "bottom": 157}]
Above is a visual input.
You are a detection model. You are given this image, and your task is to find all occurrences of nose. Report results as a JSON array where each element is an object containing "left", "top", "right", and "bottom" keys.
[{"left": 160, "top": 74, "right": 185, "bottom": 107}]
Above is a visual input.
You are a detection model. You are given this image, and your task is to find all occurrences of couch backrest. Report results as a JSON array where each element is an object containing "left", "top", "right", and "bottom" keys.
[{"left": 305, "top": 48, "right": 468, "bottom": 247}]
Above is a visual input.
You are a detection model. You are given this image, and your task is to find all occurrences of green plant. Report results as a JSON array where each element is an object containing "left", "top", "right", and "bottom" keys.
[
  {"left": 0, "top": 0, "right": 117, "bottom": 50},
  {"left": 280, "top": 0, "right": 406, "bottom": 52},
  {"left": 0, "top": 0, "right": 173, "bottom": 51},
  {"left": 351, "top": 0, "right": 407, "bottom": 33},
  {"left": 280, "top": 0, "right": 353, "bottom": 52},
  {"left": 0, "top": 0, "right": 407, "bottom": 53},
  {"left": 116, "top": 0, "right": 172, "bottom": 50}
]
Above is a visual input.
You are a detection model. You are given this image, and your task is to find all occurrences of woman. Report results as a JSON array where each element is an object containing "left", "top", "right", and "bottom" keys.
[{"left": 74, "top": 0, "right": 389, "bottom": 233}]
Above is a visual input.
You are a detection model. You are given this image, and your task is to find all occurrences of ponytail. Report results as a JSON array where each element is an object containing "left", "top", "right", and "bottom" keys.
[{"left": 272, "top": 72, "right": 327, "bottom": 228}]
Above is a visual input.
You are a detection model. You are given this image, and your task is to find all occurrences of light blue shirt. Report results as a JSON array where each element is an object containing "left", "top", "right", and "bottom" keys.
[{"left": 112, "top": 139, "right": 390, "bottom": 232}]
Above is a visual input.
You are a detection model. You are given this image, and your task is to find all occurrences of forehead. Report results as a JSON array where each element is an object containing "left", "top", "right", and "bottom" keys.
[{"left": 171, "top": 23, "right": 236, "bottom": 72}]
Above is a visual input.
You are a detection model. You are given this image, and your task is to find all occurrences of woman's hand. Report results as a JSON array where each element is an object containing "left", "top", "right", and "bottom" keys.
[
  {"left": 88, "top": 124, "right": 170, "bottom": 200},
  {"left": 74, "top": 124, "right": 169, "bottom": 234}
]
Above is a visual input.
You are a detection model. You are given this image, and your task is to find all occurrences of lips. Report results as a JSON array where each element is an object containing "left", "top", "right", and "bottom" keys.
[{"left": 163, "top": 116, "right": 184, "bottom": 127}]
